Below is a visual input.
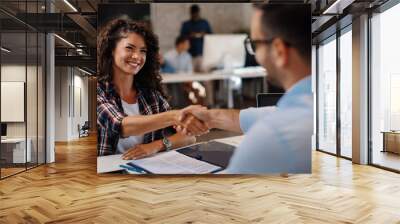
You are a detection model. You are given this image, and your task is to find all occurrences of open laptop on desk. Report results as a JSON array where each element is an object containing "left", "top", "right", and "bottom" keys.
[{"left": 256, "top": 93, "right": 284, "bottom": 107}]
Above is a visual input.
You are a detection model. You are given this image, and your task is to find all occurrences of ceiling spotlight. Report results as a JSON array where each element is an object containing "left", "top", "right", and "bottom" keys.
[
  {"left": 78, "top": 67, "right": 93, "bottom": 76},
  {"left": 63, "top": 0, "right": 78, "bottom": 12},
  {"left": 54, "top": 34, "right": 75, "bottom": 48},
  {"left": 323, "top": 0, "right": 354, "bottom": 15},
  {"left": 1, "top": 47, "right": 11, "bottom": 53}
]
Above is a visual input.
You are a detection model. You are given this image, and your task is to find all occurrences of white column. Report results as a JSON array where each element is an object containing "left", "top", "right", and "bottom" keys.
[
  {"left": 46, "top": 1, "right": 55, "bottom": 163},
  {"left": 352, "top": 14, "right": 369, "bottom": 164}
]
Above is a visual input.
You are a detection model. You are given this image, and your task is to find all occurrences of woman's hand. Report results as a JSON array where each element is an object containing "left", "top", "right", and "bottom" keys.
[
  {"left": 174, "top": 105, "right": 210, "bottom": 136},
  {"left": 122, "top": 143, "right": 161, "bottom": 160}
]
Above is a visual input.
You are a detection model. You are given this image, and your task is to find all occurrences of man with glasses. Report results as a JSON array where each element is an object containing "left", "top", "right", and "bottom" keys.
[{"left": 179, "top": 4, "right": 312, "bottom": 173}]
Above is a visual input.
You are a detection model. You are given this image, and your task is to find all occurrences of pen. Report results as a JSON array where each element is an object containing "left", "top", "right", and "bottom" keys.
[{"left": 120, "top": 164, "right": 147, "bottom": 174}]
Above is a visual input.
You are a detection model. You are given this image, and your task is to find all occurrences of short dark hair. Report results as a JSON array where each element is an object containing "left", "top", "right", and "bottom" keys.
[
  {"left": 175, "top": 35, "right": 189, "bottom": 46},
  {"left": 190, "top": 5, "right": 200, "bottom": 14},
  {"left": 254, "top": 4, "right": 311, "bottom": 62}
]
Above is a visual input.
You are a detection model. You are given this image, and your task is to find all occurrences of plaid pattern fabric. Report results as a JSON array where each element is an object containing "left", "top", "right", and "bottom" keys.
[{"left": 97, "top": 79, "right": 173, "bottom": 156}]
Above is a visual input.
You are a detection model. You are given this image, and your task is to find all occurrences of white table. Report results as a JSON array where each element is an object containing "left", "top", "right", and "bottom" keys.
[
  {"left": 161, "top": 67, "right": 267, "bottom": 108},
  {"left": 1, "top": 138, "right": 32, "bottom": 163},
  {"left": 97, "top": 135, "right": 244, "bottom": 174}
]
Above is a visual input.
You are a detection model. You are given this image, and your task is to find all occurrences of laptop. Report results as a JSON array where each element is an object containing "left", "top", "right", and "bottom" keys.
[
  {"left": 256, "top": 93, "right": 284, "bottom": 107},
  {"left": 177, "top": 141, "right": 236, "bottom": 169}
]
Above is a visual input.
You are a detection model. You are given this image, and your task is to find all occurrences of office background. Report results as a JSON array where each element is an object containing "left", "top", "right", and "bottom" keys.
[
  {"left": 0, "top": 1, "right": 399, "bottom": 223},
  {"left": 1, "top": 1, "right": 47, "bottom": 178},
  {"left": 0, "top": 0, "right": 399, "bottom": 176}
]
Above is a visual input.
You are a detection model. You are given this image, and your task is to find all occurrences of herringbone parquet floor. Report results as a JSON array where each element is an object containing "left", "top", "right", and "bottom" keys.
[{"left": 1, "top": 134, "right": 400, "bottom": 223}]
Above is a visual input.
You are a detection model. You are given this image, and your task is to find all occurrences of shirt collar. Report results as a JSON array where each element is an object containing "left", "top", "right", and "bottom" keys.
[
  {"left": 102, "top": 78, "right": 144, "bottom": 98},
  {"left": 277, "top": 75, "right": 311, "bottom": 108}
]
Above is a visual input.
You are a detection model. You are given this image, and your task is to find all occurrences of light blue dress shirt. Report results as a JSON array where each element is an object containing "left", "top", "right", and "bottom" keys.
[
  {"left": 226, "top": 76, "right": 313, "bottom": 174},
  {"left": 164, "top": 49, "right": 193, "bottom": 73}
]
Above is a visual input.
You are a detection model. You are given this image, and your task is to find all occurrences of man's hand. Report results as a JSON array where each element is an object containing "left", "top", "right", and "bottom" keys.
[
  {"left": 122, "top": 144, "right": 159, "bottom": 160},
  {"left": 176, "top": 105, "right": 211, "bottom": 136}
]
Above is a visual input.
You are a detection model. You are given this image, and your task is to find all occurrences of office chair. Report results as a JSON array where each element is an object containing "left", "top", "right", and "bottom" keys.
[{"left": 78, "top": 121, "right": 90, "bottom": 138}]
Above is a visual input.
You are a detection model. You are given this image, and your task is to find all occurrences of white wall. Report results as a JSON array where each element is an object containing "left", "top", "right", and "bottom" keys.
[{"left": 54, "top": 67, "right": 89, "bottom": 141}]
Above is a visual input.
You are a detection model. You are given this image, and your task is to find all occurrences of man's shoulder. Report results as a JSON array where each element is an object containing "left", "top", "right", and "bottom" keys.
[{"left": 257, "top": 105, "right": 313, "bottom": 133}]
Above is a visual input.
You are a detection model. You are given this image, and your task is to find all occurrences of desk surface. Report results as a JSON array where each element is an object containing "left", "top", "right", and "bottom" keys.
[
  {"left": 97, "top": 136, "right": 243, "bottom": 174},
  {"left": 1, "top": 138, "right": 27, "bottom": 143},
  {"left": 161, "top": 67, "right": 266, "bottom": 83},
  {"left": 381, "top": 131, "right": 400, "bottom": 134}
]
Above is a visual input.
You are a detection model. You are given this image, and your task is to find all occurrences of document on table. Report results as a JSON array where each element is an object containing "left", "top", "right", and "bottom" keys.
[
  {"left": 128, "top": 150, "right": 222, "bottom": 174},
  {"left": 97, "top": 154, "right": 138, "bottom": 173}
]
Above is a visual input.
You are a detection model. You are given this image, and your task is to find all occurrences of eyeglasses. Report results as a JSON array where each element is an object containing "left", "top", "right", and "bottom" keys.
[
  {"left": 244, "top": 36, "right": 291, "bottom": 55},
  {"left": 244, "top": 37, "right": 274, "bottom": 55}
]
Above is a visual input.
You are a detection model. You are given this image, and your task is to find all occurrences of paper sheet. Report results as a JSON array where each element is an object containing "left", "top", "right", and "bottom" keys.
[
  {"left": 131, "top": 151, "right": 221, "bottom": 174},
  {"left": 97, "top": 154, "right": 137, "bottom": 173}
]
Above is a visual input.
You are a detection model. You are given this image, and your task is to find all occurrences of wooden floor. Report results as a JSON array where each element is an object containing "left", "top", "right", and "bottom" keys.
[
  {"left": 372, "top": 150, "right": 400, "bottom": 171},
  {"left": 1, "top": 135, "right": 400, "bottom": 223}
]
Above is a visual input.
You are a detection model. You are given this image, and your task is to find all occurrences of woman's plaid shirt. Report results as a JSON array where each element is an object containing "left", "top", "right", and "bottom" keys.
[{"left": 97, "top": 80, "right": 173, "bottom": 156}]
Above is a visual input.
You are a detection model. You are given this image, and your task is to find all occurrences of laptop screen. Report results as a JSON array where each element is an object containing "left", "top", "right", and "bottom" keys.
[
  {"left": 177, "top": 141, "right": 235, "bottom": 168},
  {"left": 256, "top": 93, "right": 284, "bottom": 107}
]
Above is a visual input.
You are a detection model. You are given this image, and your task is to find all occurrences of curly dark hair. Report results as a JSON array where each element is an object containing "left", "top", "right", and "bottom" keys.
[{"left": 97, "top": 19, "right": 166, "bottom": 97}]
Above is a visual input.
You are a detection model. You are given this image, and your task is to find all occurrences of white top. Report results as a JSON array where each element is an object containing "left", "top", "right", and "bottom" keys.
[
  {"left": 116, "top": 100, "right": 144, "bottom": 154},
  {"left": 164, "top": 49, "right": 193, "bottom": 73}
]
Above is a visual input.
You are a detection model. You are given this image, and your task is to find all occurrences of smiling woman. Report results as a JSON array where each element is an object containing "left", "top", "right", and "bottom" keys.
[{"left": 96, "top": 19, "right": 208, "bottom": 161}]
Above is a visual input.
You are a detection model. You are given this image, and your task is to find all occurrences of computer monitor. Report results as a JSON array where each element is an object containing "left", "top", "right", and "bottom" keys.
[
  {"left": 202, "top": 34, "right": 247, "bottom": 71},
  {"left": 1, "top": 123, "right": 7, "bottom": 137},
  {"left": 256, "top": 93, "right": 284, "bottom": 107}
]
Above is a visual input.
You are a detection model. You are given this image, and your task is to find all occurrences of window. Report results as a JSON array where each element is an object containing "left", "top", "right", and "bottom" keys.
[
  {"left": 370, "top": 2, "right": 400, "bottom": 171},
  {"left": 339, "top": 28, "right": 352, "bottom": 158},
  {"left": 317, "top": 36, "right": 337, "bottom": 155}
]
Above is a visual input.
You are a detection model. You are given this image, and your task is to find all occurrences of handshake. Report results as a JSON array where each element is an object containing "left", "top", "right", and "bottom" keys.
[{"left": 173, "top": 105, "right": 212, "bottom": 136}]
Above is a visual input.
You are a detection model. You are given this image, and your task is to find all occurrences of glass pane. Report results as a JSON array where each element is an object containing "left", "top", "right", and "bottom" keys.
[
  {"left": 1, "top": 30, "right": 28, "bottom": 177},
  {"left": 371, "top": 3, "right": 400, "bottom": 171},
  {"left": 318, "top": 37, "right": 337, "bottom": 154},
  {"left": 27, "top": 31, "right": 38, "bottom": 169},
  {"left": 38, "top": 32, "right": 45, "bottom": 165},
  {"left": 340, "top": 29, "right": 352, "bottom": 158}
]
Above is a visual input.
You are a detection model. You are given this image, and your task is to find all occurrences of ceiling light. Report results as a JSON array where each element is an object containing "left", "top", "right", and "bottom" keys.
[
  {"left": 78, "top": 67, "right": 93, "bottom": 76},
  {"left": 1, "top": 47, "right": 11, "bottom": 53},
  {"left": 63, "top": 0, "right": 78, "bottom": 12},
  {"left": 54, "top": 34, "right": 75, "bottom": 48},
  {"left": 323, "top": 0, "right": 354, "bottom": 15}
]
